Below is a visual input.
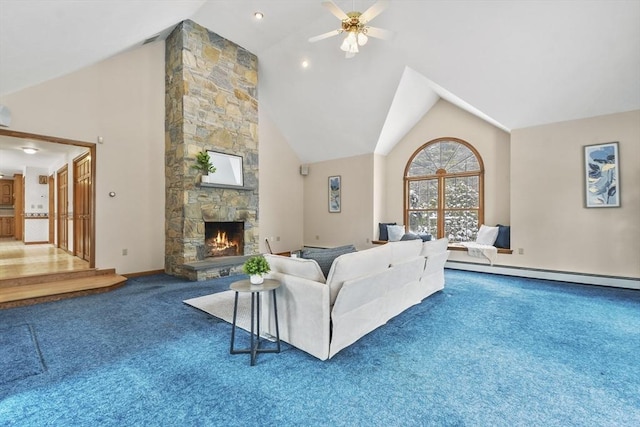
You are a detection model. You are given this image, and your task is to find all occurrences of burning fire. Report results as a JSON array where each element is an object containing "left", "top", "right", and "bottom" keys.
[
  {"left": 206, "top": 230, "right": 240, "bottom": 258},
  {"left": 211, "top": 231, "right": 233, "bottom": 250}
]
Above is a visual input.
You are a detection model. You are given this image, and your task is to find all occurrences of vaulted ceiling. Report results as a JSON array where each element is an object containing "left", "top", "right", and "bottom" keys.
[{"left": 1, "top": 1, "right": 639, "bottom": 165}]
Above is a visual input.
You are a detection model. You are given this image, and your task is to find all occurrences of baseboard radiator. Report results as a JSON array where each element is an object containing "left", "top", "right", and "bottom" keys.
[{"left": 445, "top": 261, "right": 640, "bottom": 290}]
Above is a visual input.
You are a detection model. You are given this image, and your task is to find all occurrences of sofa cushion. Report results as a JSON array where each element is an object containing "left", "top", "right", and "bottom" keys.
[
  {"left": 420, "top": 237, "right": 449, "bottom": 257},
  {"left": 301, "top": 245, "right": 356, "bottom": 278},
  {"left": 264, "top": 254, "right": 326, "bottom": 283},
  {"left": 325, "top": 244, "right": 392, "bottom": 305},
  {"left": 495, "top": 224, "right": 511, "bottom": 249},
  {"left": 378, "top": 222, "right": 396, "bottom": 241}
]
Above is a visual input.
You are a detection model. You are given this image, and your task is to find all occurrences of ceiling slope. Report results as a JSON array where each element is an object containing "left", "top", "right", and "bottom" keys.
[{"left": 0, "top": 1, "right": 638, "bottom": 164}]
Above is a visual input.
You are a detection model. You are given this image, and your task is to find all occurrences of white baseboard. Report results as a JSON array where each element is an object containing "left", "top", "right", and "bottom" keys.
[{"left": 445, "top": 261, "right": 640, "bottom": 290}]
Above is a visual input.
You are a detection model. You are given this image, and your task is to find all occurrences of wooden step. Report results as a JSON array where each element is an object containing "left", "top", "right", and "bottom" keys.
[
  {"left": 0, "top": 268, "right": 115, "bottom": 288},
  {"left": 0, "top": 269, "right": 127, "bottom": 308}
]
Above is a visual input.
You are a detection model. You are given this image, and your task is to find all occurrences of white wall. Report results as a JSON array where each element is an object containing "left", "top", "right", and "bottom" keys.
[
  {"left": 258, "top": 109, "right": 304, "bottom": 254},
  {"left": 508, "top": 111, "right": 640, "bottom": 278},
  {"left": 23, "top": 166, "right": 50, "bottom": 243},
  {"left": 304, "top": 154, "right": 375, "bottom": 249},
  {"left": 0, "top": 42, "right": 166, "bottom": 274}
]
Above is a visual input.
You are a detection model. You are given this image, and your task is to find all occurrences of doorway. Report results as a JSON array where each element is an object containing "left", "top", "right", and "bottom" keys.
[{"left": 0, "top": 128, "right": 96, "bottom": 274}]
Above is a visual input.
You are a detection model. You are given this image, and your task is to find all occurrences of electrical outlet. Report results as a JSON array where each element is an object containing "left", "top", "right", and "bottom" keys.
[
  {"left": 366, "top": 238, "right": 370, "bottom": 243},
  {"left": 276, "top": 236, "right": 280, "bottom": 242},
  {"left": 122, "top": 249, "right": 128, "bottom": 256},
  {"left": 315, "top": 235, "right": 319, "bottom": 240},
  {"left": 518, "top": 248, "right": 524, "bottom": 255}
]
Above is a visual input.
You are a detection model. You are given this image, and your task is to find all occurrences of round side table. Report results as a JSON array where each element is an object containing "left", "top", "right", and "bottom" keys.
[{"left": 229, "top": 278, "right": 281, "bottom": 366}]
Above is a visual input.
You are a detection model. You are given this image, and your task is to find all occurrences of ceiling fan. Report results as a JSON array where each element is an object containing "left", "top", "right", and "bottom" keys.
[{"left": 309, "top": 0, "right": 393, "bottom": 58}]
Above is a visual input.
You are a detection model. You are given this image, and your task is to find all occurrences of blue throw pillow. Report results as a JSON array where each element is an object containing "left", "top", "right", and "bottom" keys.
[
  {"left": 301, "top": 244, "right": 356, "bottom": 277},
  {"left": 400, "top": 233, "right": 421, "bottom": 241},
  {"left": 418, "top": 233, "right": 432, "bottom": 242},
  {"left": 495, "top": 224, "right": 511, "bottom": 249},
  {"left": 378, "top": 222, "right": 396, "bottom": 241}
]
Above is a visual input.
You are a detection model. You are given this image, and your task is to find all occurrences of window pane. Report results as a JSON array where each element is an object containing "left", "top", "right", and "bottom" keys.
[
  {"left": 408, "top": 211, "right": 437, "bottom": 235},
  {"left": 408, "top": 140, "right": 480, "bottom": 177},
  {"left": 409, "top": 180, "right": 438, "bottom": 209},
  {"left": 407, "top": 149, "right": 437, "bottom": 176},
  {"left": 444, "top": 210, "right": 479, "bottom": 242},
  {"left": 445, "top": 144, "right": 480, "bottom": 173},
  {"left": 445, "top": 176, "right": 479, "bottom": 209}
]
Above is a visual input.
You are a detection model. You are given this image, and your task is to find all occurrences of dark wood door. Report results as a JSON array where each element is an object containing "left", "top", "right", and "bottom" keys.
[
  {"left": 48, "top": 174, "right": 54, "bottom": 243},
  {"left": 74, "top": 153, "right": 91, "bottom": 261},
  {"left": 13, "top": 174, "right": 23, "bottom": 240},
  {"left": 57, "top": 166, "right": 68, "bottom": 251}
]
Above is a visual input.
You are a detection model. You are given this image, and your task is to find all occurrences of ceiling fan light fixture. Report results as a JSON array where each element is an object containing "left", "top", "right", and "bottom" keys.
[
  {"left": 340, "top": 31, "right": 359, "bottom": 54},
  {"left": 357, "top": 32, "right": 368, "bottom": 46}
]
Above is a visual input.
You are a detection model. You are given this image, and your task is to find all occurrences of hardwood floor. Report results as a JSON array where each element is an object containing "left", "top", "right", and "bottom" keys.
[
  {"left": 0, "top": 238, "right": 89, "bottom": 279},
  {"left": 0, "top": 238, "right": 127, "bottom": 308}
]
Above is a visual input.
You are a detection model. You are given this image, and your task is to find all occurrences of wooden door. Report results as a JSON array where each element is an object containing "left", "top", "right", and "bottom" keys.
[
  {"left": 48, "top": 174, "right": 54, "bottom": 243},
  {"left": 13, "top": 174, "right": 23, "bottom": 241},
  {"left": 57, "top": 166, "right": 68, "bottom": 251},
  {"left": 74, "top": 153, "right": 92, "bottom": 261}
]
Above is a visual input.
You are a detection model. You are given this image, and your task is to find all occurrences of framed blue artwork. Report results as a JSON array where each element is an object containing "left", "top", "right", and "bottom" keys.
[
  {"left": 329, "top": 175, "right": 341, "bottom": 213},
  {"left": 584, "top": 142, "right": 620, "bottom": 208}
]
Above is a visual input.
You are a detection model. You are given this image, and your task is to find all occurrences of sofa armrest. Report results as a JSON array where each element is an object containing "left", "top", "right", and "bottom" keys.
[{"left": 263, "top": 271, "right": 331, "bottom": 360}]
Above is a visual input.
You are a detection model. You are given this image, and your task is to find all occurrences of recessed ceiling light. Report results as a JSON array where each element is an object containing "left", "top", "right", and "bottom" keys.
[
  {"left": 22, "top": 147, "right": 38, "bottom": 154},
  {"left": 302, "top": 60, "right": 309, "bottom": 68},
  {"left": 254, "top": 11, "right": 264, "bottom": 20}
]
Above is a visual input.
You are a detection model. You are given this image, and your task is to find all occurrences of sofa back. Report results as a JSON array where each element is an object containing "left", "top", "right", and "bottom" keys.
[
  {"left": 264, "top": 254, "right": 326, "bottom": 283},
  {"left": 386, "top": 239, "right": 423, "bottom": 264},
  {"left": 325, "top": 244, "right": 392, "bottom": 305}
]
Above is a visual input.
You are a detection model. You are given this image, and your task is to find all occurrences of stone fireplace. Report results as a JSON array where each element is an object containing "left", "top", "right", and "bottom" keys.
[{"left": 164, "top": 20, "right": 259, "bottom": 281}]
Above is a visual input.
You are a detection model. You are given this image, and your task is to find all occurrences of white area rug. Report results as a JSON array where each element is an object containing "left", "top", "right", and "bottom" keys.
[{"left": 184, "top": 290, "right": 254, "bottom": 333}]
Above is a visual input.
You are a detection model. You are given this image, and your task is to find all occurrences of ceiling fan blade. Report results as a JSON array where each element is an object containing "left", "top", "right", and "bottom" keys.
[
  {"left": 308, "top": 29, "right": 342, "bottom": 43},
  {"left": 365, "top": 26, "right": 395, "bottom": 40},
  {"left": 359, "top": 0, "right": 389, "bottom": 23},
  {"left": 322, "top": 1, "right": 349, "bottom": 21}
]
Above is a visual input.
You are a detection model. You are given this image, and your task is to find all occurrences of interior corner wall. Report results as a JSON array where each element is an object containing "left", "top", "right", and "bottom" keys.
[
  {"left": 304, "top": 154, "right": 375, "bottom": 249},
  {"left": 509, "top": 110, "right": 640, "bottom": 278},
  {"left": 258, "top": 109, "right": 304, "bottom": 254},
  {"left": 384, "top": 99, "right": 511, "bottom": 229},
  {"left": 0, "top": 42, "right": 166, "bottom": 275},
  {"left": 372, "top": 153, "right": 387, "bottom": 240}
]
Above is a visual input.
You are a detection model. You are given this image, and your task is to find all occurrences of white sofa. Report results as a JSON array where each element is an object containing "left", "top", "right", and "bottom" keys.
[{"left": 262, "top": 238, "right": 449, "bottom": 360}]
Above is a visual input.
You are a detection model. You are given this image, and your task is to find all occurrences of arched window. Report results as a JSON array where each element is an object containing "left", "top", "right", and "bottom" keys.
[{"left": 404, "top": 137, "right": 484, "bottom": 242}]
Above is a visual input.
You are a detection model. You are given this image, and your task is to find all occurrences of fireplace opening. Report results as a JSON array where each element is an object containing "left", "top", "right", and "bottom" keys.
[{"left": 205, "top": 221, "right": 244, "bottom": 258}]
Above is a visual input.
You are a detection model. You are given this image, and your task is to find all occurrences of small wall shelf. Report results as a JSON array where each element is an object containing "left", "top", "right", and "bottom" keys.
[{"left": 199, "top": 183, "right": 254, "bottom": 191}]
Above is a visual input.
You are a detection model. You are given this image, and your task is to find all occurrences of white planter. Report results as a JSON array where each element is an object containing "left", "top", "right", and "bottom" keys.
[
  {"left": 201, "top": 175, "right": 211, "bottom": 184},
  {"left": 250, "top": 274, "right": 264, "bottom": 285}
]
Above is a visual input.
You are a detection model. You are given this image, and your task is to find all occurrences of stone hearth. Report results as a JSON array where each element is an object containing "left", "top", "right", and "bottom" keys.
[{"left": 164, "top": 20, "right": 259, "bottom": 280}]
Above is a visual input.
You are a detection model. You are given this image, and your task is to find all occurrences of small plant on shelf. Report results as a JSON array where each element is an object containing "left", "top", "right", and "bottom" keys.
[
  {"left": 243, "top": 255, "right": 271, "bottom": 285},
  {"left": 192, "top": 150, "right": 216, "bottom": 182}
]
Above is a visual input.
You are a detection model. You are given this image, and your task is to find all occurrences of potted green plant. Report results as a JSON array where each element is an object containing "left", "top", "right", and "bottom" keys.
[
  {"left": 243, "top": 255, "right": 270, "bottom": 285},
  {"left": 192, "top": 150, "right": 216, "bottom": 183}
]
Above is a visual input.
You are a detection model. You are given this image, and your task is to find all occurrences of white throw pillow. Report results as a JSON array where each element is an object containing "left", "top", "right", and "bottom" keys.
[
  {"left": 387, "top": 225, "right": 406, "bottom": 242},
  {"left": 476, "top": 225, "right": 499, "bottom": 246}
]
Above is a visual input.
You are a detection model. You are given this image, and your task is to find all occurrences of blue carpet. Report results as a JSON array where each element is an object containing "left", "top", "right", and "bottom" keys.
[
  {"left": 0, "top": 324, "right": 44, "bottom": 385},
  {"left": 0, "top": 270, "right": 638, "bottom": 426}
]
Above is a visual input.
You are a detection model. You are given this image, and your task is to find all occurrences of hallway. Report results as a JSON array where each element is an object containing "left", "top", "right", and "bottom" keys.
[{"left": 0, "top": 238, "right": 89, "bottom": 280}]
